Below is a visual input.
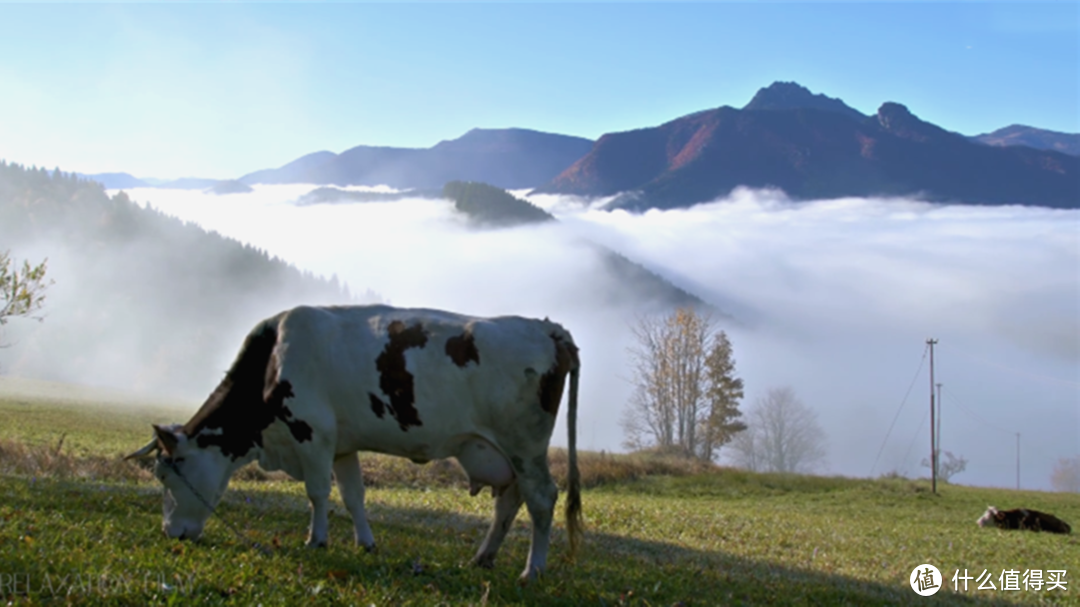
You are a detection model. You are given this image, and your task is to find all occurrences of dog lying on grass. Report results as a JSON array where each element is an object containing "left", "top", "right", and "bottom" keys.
[{"left": 976, "top": 506, "right": 1072, "bottom": 534}]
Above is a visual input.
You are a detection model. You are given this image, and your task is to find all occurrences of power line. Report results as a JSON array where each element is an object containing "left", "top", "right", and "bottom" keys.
[
  {"left": 942, "top": 384, "right": 1074, "bottom": 463},
  {"left": 901, "top": 406, "right": 930, "bottom": 476},
  {"left": 869, "top": 343, "right": 930, "bottom": 476},
  {"left": 950, "top": 349, "right": 1080, "bottom": 388},
  {"left": 941, "top": 385, "right": 1014, "bottom": 436}
]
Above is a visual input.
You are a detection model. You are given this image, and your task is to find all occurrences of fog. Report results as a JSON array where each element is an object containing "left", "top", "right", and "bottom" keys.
[{"left": 30, "top": 183, "right": 1080, "bottom": 490}]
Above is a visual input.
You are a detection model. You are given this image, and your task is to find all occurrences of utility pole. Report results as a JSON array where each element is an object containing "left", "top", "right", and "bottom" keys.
[
  {"left": 1016, "top": 433, "right": 1020, "bottom": 490},
  {"left": 928, "top": 338, "right": 938, "bottom": 494},
  {"left": 936, "top": 382, "right": 943, "bottom": 480}
]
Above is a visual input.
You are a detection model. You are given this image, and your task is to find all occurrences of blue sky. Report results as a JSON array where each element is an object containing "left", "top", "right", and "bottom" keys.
[{"left": 0, "top": 2, "right": 1076, "bottom": 179}]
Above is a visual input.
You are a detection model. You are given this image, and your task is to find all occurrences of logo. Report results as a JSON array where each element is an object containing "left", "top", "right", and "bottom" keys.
[{"left": 911, "top": 564, "right": 942, "bottom": 596}]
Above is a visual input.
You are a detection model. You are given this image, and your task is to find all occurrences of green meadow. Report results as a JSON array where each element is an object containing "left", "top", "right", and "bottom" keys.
[{"left": 0, "top": 379, "right": 1077, "bottom": 605}]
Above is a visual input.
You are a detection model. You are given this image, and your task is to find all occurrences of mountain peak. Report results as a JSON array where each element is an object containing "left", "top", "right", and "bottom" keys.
[
  {"left": 875, "top": 102, "right": 952, "bottom": 143},
  {"left": 744, "top": 81, "right": 866, "bottom": 121}
]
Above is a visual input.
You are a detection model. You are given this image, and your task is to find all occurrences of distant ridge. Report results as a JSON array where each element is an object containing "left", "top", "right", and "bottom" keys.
[
  {"left": 971, "top": 125, "right": 1080, "bottom": 157},
  {"left": 294, "top": 186, "right": 442, "bottom": 206},
  {"left": 84, "top": 81, "right": 1078, "bottom": 209},
  {"left": 240, "top": 128, "right": 594, "bottom": 190},
  {"left": 80, "top": 172, "right": 149, "bottom": 189}
]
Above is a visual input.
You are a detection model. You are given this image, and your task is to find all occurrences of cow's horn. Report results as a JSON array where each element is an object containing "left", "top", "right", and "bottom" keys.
[{"left": 123, "top": 438, "right": 160, "bottom": 460}]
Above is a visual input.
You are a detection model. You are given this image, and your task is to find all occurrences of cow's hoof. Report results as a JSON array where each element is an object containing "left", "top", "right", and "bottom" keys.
[
  {"left": 362, "top": 543, "right": 377, "bottom": 554},
  {"left": 518, "top": 567, "right": 542, "bottom": 584},
  {"left": 305, "top": 539, "right": 328, "bottom": 548},
  {"left": 471, "top": 554, "right": 496, "bottom": 569}
]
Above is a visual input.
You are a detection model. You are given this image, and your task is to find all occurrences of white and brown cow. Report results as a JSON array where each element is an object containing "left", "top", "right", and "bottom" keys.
[
  {"left": 125, "top": 305, "right": 582, "bottom": 579},
  {"left": 976, "top": 506, "right": 1072, "bottom": 534}
]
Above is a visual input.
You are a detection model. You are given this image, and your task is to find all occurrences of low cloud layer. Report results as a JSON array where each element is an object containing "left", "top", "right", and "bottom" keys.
[{"left": 80, "top": 185, "right": 1080, "bottom": 490}]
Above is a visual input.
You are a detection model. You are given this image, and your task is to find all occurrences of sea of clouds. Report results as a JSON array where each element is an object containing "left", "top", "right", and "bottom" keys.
[{"left": 110, "top": 184, "right": 1079, "bottom": 490}]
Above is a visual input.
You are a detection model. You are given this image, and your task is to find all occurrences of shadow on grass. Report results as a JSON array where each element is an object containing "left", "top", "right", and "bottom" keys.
[{"left": 0, "top": 475, "right": 1022, "bottom": 606}]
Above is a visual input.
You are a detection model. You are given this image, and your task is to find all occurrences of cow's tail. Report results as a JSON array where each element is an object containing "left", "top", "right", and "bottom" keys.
[{"left": 565, "top": 346, "right": 583, "bottom": 560}]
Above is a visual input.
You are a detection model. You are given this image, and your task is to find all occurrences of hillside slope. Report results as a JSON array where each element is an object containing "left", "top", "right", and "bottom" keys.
[
  {"left": 0, "top": 162, "right": 353, "bottom": 396},
  {"left": 1, "top": 393, "right": 1075, "bottom": 607}
]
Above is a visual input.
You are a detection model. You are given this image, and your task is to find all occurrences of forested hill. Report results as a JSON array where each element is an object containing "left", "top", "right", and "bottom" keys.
[
  {"left": 442, "top": 181, "right": 705, "bottom": 310},
  {"left": 442, "top": 180, "right": 556, "bottom": 227},
  {"left": 0, "top": 162, "right": 354, "bottom": 398}
]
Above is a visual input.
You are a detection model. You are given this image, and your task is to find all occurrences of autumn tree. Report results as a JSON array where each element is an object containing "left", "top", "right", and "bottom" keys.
[
  {"left": 621, "top": 307, "right": 745, "bottom": 461},
  {"left": 728, "top": 387, "right": 828, "bottom": 473},
  {"left": 0, "top": 250, "right": 52, "bottom": 346},
  {"left": 1050, "top": 457, "right": 1080, "bottom": 493}
]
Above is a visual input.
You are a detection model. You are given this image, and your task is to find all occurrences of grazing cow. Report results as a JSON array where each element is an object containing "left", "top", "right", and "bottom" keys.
[
  {"left": 976, "top": 506, "right": 1072, "bottom": 534},
  {"left": 125, "top": 305, "right": 582, "bottom": 580}
]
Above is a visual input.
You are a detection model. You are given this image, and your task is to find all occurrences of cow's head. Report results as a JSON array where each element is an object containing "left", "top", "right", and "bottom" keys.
[
  {"left": 126, "top": 424, "right": 234, "bottom": 541},
  {"left": 976, "top": 506, "right": 999, "bottom": 528}
]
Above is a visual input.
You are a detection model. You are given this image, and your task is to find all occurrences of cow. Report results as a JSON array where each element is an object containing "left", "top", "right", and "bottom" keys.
[
  {"left": 976, "top": 506, "right": 1072, "bottom": 534},
  {"left": 125, "top": 304, "right": 582, "bottom": 580}
]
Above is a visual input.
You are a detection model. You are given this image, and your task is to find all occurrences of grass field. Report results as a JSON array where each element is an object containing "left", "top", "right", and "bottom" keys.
[{"left": 1, "top": 379, "right": 1078, "bottom": 605}]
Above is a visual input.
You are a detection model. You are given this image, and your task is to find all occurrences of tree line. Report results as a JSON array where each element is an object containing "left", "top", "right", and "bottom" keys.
[{"left": 0, "top": 161, "right": 355, "bottom": 394}]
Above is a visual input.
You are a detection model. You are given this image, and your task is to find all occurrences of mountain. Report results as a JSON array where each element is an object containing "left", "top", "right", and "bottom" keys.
[
  {"left": 239, "top": 128, "right": 594, "bottom": 190},
  {"left": 80, "top": 172, "right": 149, "bottom": 189},
  {"left": 971, "top": 125, "right": 1080, "bottom": 157},
  {"left": 535, "top": 83, "right": 1079, "bottom": 210}
]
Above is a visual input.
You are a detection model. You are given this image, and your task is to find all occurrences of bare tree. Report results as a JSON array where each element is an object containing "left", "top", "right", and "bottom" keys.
[
  {"left": 921, "top": 450, "right": 967, "bottom": 483},
  {"left": 622, "top": 307, "right": 745, "bottom": 460},
  {"left": 0, "top": 250, "right": 52, "bottom": 347},
  {"left": 727, "top": 387, "right": 827, "bottom": 473},
  {"left": 1050, "top": 457, "right": 1080, "bottom": 493}
]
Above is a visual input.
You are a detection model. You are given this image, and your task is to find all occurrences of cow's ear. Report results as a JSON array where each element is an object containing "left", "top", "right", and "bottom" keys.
[{"left": 153, "top": 424, "right": 180, "bottom": 456}]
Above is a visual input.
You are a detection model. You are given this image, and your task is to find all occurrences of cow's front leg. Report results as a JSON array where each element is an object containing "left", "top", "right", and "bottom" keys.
[
  {"left": 303, "top": 468, "right": 333, "bottom": 547},
  {"left": 333, "top": 452, "right": 376, "bottom": 551}
]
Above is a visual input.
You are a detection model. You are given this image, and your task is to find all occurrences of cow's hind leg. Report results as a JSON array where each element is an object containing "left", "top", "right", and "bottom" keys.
[
  {"left": 302, "top": 468, "right": 333, "bottom": 547},
  {"left": 333, "top": 453, "right": 376, "bottom": 551},
  {"left": 517, "top": 461, "right": 559, "bottom": 580},
  {"left": 293, "top": 431, "right": 335, "bottom": 548},
  {"left": 471, "top": 482, "right": 524, "bottom": 569}
]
